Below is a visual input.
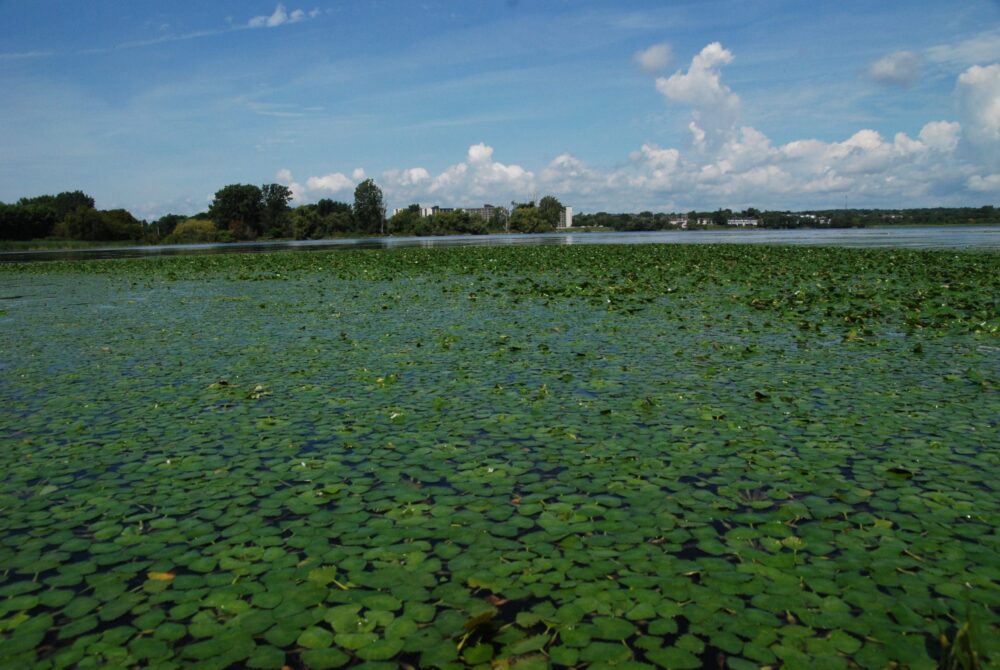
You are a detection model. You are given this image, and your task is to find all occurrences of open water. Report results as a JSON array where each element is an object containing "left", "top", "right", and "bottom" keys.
[{"left": 1, "top": 224, "right": 998, "bottom": 263}]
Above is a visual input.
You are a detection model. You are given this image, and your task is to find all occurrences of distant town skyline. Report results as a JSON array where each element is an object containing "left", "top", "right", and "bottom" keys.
[{"left": 2, "top": 0, "right": 999, "bottom": 219}]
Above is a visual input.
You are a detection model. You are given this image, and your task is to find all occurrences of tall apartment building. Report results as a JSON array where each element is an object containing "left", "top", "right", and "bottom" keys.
[{"left": 558, "top": 206, "right": 573, "bottom": 228}]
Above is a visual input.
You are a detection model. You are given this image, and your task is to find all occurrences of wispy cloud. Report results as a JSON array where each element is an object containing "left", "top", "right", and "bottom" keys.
[
  {"left": 247, "top": 4, "right": 320, "bottom": 29},
  {"left": 0, "top": 50, "right": 55, "bottom": 61},
  {"left": 100, "top": 29, "right": 224, "bottom": 53},
  {"left": 926, "top": 28, "right": 1000, "bottom": 67},
  {"left": 248, "top": 102, "right": 312, "bottom": 118},
  {"left": 67, "top": 5, "right": 322, "bottom": 55}
]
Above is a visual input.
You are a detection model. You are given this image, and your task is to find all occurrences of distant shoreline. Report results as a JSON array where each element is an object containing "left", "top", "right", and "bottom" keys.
[{"left": 3, "top": 221, "right": 999, "bottom": 253}]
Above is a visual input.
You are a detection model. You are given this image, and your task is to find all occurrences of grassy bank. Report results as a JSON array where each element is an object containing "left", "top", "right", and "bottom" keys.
[{"left": 0, "top": 244, "right": 997, "bottom": 669}]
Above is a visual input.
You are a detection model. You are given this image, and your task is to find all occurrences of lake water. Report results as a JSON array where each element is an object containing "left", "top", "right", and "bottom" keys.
[
  {"left": 1, "top": 244, "right": 997, "bottom": 668},
  {"left": 1, "top": 225, "right": 998, "bottom": 262}
]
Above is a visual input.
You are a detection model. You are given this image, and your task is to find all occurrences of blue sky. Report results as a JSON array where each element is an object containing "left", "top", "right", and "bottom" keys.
[{"left": 2, "top": 0, "right": 999, "bottom": 218}]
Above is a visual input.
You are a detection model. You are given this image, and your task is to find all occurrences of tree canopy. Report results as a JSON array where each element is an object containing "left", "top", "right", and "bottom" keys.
[
  {"left": 537, "top": 195, "right": 564, "bottom": 228},
  {"left": 353, "top": 179, "right": 385, "bottom": 234},
  {"left": 209, "top": 184, "right": 263, "bottom": 238},
  {"left": 509, "top": 205, "right": 551, "bottom": 233}
]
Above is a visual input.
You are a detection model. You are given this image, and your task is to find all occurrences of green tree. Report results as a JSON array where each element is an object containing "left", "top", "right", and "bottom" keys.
[
  {"left": 353, "top": 179, "right": 384, "bottom": 234},
  {"left": 209, "top": 184, "right": 263, "bottom": 238},
  {"left": 537, "top": 195, "right": 563, "bottom": 228},
  {"left": 260, "top": 183, "right": 293, "bottom": 237},
  {"left": 152, "top": 214, "right": 185, "bottom": 240},
  {"left": 0, "top": 203, "right": 57, "bottom": 240},
  {"left": 388, "top": 204, "right": 421, "bottom": 235},
  {"left": 19, "top": 191, "right": 95, "bottom": 221},
  {"left": 56, "top": 207, "right": 142, "bottom": 241},
  {"left": 164, "top": 218, "right": 219, "bottom": 243},
  {"left": 485, "top": 205, "right": 508, "bottom": 232},
  {"left": 316, "top": 199, "right": 351, "bottom": 218},
  {"left": 289, "top": 206, "right": 323, "bottom": 240},
  {"left": 509, "top": 206, "right": 550, "bottom": 233}
]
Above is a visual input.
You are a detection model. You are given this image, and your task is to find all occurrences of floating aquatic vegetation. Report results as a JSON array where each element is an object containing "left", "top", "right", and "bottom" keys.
[{"left": 0, "top": 244, "right": 998, "bottom": 668}]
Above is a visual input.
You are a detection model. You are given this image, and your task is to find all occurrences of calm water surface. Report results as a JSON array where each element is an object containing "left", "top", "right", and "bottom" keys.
[{"left": 2, "top": 225, "right": 998, "bottom": 262}]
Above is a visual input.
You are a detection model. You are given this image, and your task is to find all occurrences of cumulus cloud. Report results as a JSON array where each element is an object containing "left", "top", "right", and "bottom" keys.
[
  {"left": 382, "top": 167, "right": 431, "bottom": 187},
  {"left": 655, "top": 42, "right": 739, "bottom": 109},
  {"left": 956, "top": 63, "right": 1000, "bottom": 151},
  {"left": 867, "top": 50, "right": 921, "bottom": 86},
  {"left": 918, "top": 120, "right": 961, "bottom": 152},
  {"left": 248, "top": 4, "right": 318, "bottom": 29},
  {"left": 540, "top": 153, "right": 622, "bottom": 196},
  {"left": 362, "top": 144, "right": 535, "bottom": 206},
  {"left": 634, "top": 43, "right": 672, "bottom": 72},
  {"left": 305, "top": 172, "right": 355, "bottom": 194},
  {"left": 426, "top": 143, "right": 534, "bottom": 199},
  {"left": 467, "top": 142, "right": 494, "bottom": 164},
  {"left": 654, "top": 43, "right": 741, "bottom": 153},
  {"left": 275, "top": 165, "right": 367, "bottom": 203},
  {"left": 275, "top": 168, "right": 306, "bottom": 202},
  {"left": 279, "top": 48, "right": 1000, "bottom": 212}
]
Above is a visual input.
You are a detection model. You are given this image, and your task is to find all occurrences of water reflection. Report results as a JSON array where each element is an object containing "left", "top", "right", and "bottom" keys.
[{"left": 2, "top": 225, "right": 997, "bottom": 263}]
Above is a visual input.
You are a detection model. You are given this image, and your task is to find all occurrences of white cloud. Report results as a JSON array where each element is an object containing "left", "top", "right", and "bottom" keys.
[
  {"left": 540, "top": 153, "right": 620, "bottom": 196},
  {"left": 305, "top": 172, "right": 355, "bottom": 193},
  {"left": 275, "top": 168, "right": 306, "bottom": 202},
  {"left": 867, "top": 50, "right": 920, "bottom": 86},
  {"left": 635, "top": 144, "right": 680, "bottom": 170},
  {"left": 956, "top": 63, "right": 1000, "bottom": 152},
  {"left": 278, "top": 49, "right": 998, "bottom": 212},
  {"left": 248, "top": 4, "right": 317, "bottom": 29},
  {"left": 425, "top": 143, "right": 534, "bottom": 200},
  {"left": 365, "top": 144, "right": 536, "bottom": 205},
  {"left": 919, "top": 120, "right": 961, "bottom": 152},
  {"left": 383, "top": 167, "right": 431, "bottom": 187},
  {"left": 655, "top": 42, "right": 739, "bottom": 110},
  {"left": 967, "top": 173, "right": 1000, "bottom": 192},
  {"left": 467, "top": 142, "right": 494, "bottom": 164},
  {"left": 352, "top": 168, "right": 366, "bottom": 181},
  {"left": 634, "top": 43, "right": 672, "bottom": 73},
  {"left": 653, "top": 43, "right": 741, "bottom": 153}
]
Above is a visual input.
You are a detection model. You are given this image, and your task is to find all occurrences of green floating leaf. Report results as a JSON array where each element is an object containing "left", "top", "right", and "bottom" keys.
[
  {"left": 647, "top": 647, "right": 702, "bottom": 669},
  {"left": 356, "top": 637, "right": 404, "bottom": 661},
  {"left": 298, "top": 626, "right": 334, "bottom": 649},
  {"left": 301, "top": 647, "right": 350, "bottom": 669},
  {"left": 591, "top": 616, "right": 636, "bottom": 640}
]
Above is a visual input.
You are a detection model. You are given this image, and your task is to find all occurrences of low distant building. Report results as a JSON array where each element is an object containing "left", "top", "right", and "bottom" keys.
[
  {"left": 557, "top": 207, "right": 573, "bottom": 228},
  {"left": 727, "top": 218, "right": 758, "bottom": 227},
  {"left": 800, "top": 214, "right": 832, "bottom": 225},
  {"left": 669, "top": 217, "right": 688, "bottom": 229},
  {"left": 391, "top": 206, "right": 435, "bottom": 218},
  {"left": 430, "top": 204, "right": 500, "bottom": 223}
]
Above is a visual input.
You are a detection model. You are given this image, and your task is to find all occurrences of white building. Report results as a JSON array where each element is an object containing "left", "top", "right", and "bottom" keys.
[
  {"left": 727, "top": 218, "right": 759, "bottom": 227},
  {"left": 558, "top": 207, "right": 573, "bottom": 228}
]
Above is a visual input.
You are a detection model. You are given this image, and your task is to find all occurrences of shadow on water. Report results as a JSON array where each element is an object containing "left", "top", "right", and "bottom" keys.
[{"left": 1, "top": 225, "right": 998, "bottom": 263}]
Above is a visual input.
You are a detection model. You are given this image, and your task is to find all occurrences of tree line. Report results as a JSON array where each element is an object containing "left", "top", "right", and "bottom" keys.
[
  {"left": 0, "top": 181, "right": 570, "bottom": 242},
  {"left": 0, "top": 191, "right": 144, "bottom": 241},
  {"left": 1, "top": 182, "right": 995, "bottom": 242},
  {"left": 576, "top": 206, "right": 998, "bottom": 230}
]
